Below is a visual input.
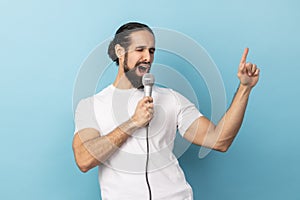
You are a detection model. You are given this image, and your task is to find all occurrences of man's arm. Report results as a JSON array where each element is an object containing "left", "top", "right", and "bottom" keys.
[
  {"left": 184, "top": 48, "right": 260, "bottom": 152},
  {"left": 72, "top": 96, "right": 154, "bottom": 172}
]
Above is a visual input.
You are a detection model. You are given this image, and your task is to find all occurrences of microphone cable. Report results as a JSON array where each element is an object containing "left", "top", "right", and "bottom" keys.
[{"left": 145, "top": 126, "right": 152, "bottom": 200}]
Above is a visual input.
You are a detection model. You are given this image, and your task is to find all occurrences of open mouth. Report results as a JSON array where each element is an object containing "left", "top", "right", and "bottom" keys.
[{"left": 137, "top": 66, "right": 149, "bottom": 75}]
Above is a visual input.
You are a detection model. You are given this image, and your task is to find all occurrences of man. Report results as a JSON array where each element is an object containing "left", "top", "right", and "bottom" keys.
[{"left": 72, "top": 22, "right": 260, "bottom": 200}]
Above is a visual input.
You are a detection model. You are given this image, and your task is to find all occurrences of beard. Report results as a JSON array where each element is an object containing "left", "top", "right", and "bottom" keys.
[
  {"left": 123, "top": 53, "right": 150, "bottom": 89},
  {"left": 125, "top": 67, "right": 144, "bottom": 89}
]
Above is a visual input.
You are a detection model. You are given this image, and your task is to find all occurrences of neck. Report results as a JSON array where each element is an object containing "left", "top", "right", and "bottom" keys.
[{"left": 113, "top": 69, "right": 133, "bottom": 89}]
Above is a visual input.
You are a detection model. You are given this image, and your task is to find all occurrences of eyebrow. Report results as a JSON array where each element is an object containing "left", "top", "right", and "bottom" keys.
[{"left": 135, "top": 46, "right": 156, "bottom": 51}]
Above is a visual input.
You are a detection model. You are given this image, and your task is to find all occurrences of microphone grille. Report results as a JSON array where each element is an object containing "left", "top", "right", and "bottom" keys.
[{"left": 142, "top": 73, "right": 155, "bottom": 86}]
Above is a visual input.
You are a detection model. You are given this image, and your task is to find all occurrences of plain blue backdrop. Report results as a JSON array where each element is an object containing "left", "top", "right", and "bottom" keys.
[{"left": 1, "top": 0, "right": 299, "bottom": 199}]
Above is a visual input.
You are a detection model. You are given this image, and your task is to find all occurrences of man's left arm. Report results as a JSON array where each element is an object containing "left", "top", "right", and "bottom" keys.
[{"left": 184, "top": 48, "right": 260, "bottom": 152}]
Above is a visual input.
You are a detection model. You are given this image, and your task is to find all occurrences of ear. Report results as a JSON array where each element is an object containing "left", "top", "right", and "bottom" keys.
[{"left": 115, "top": 44, "right": 125, "bottom": 58}]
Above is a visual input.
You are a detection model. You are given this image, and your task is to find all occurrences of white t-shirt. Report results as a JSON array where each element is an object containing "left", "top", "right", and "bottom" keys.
[{"left": 74, "top": 85, "right": 202, "bottom": 200}]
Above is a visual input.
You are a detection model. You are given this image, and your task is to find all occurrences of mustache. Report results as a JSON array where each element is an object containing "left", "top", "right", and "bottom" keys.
[{"left": 135, "top": 61, "right": 151, "bottom": 68}]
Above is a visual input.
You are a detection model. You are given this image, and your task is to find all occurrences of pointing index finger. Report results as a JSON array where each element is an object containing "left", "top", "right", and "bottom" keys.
[{"left": 240, "top": 48, "right": 249, "bottom": 64}]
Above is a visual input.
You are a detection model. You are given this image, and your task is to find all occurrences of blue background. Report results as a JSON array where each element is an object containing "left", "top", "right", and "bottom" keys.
[{"left": 1, "top": 0, "right": 299, "bottom": 199}]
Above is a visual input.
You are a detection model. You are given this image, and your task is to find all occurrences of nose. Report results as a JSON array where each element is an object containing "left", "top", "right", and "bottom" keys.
[{"left": 142, "top": 49, "right": 152, "bottom": 63}]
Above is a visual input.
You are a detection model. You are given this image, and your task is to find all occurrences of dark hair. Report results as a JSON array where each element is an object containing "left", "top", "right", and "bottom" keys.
[{"left": 107, "top": 22, "right": 154, "bottom": 65}]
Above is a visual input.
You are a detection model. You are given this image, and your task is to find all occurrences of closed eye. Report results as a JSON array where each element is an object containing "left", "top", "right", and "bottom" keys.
[
  {"left": 136, "top": 48, "right": 143, "bottom": 52},
  {"left": 149, "top": 48, "right": 155, "bottom": 54},
  {"left": 135, "top": 47, "right": 155, "bottom": 54}
]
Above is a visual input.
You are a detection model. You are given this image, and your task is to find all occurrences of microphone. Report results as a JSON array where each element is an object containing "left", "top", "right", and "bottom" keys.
[
  {"left": 142, "top": 73, "right": 155, "bottom": 97},
  {"left": 142, "top": 72, "right": 154, "bottom": 200}
]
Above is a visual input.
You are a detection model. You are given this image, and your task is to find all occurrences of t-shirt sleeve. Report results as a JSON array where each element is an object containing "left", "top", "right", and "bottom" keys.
[
  {"left": 172, "top": 90, "right": 203, "bottom": 137},
  {"left": 74, "top": 97, "right": 100, "bottom": 134}
]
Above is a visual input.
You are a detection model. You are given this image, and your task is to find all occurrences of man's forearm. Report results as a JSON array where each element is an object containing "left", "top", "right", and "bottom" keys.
[
  {"left": 75, "top": 118, "right": 139, "bottom": 171},
  {"left": 214, "top": 84, "right": 251, "bottom": 150},
  {"left": 84, "top": 119, "right": 138, "bottom": 160}
]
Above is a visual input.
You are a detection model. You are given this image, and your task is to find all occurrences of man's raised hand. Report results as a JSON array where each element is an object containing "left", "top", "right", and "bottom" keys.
[{"left": 237, "top": 48, "right": 260, "bottom": 88}]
